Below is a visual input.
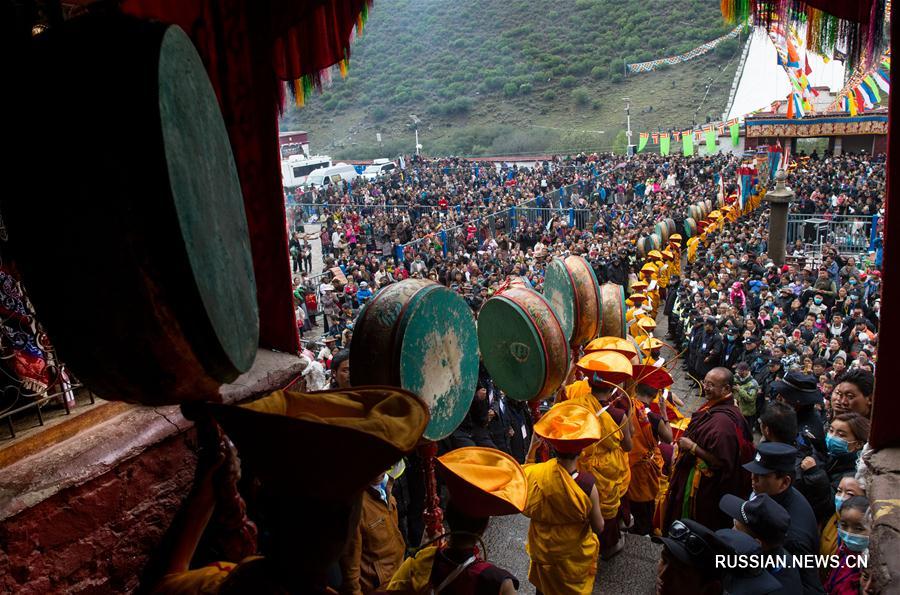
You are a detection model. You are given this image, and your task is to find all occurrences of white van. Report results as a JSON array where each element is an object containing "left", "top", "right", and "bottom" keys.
[
  {"left": 362, "top": 158, "right": 397, "bottom": 180},
  {"left": 281, "top": 154, "right": 331, "bottom": 188},
  {"left": 304, "top": 163, "right": 362, "bottom": 189}
]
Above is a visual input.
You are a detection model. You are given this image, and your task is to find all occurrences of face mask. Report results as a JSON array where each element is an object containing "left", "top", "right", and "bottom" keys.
[
  {"left": 727, "top": 334, "right": 737, "bottom": 341},
  {"left": 814, "top": 298, "right": 823, "bottom": 304},
  {"left": 837, "top": 529, "right": 870, "bottom": 552},
  {"left": 826, "top": 434, "right": 851, "bottom": 454},
  {"left": 835, "top": 495, "right": 846, "bottom": 512}
]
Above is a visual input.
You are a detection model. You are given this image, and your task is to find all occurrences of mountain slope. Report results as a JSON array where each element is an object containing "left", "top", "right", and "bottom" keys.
[{"left": 280, "top": 0, "right": 741, "bottom": 158}]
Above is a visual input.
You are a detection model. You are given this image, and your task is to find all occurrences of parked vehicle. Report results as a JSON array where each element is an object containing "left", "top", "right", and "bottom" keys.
[
  {"left": 362, "top": 158, "right": 397, "bottom": 180},
  {"left": 281, "top": 154, "right": 331, "bottom": 188},
  {"left": 304, "top": 163, "right": 362, "bottom": 189}
]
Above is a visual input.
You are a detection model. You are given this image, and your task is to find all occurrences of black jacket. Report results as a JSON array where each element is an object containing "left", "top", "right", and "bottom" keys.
[{"left": 771, "top": 487, "right": 825, "bottom": 595}]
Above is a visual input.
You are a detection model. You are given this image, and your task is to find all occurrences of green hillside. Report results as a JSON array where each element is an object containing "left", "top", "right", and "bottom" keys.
[{"left": 280, "top": 0, "right": 742, "bottom": 158}]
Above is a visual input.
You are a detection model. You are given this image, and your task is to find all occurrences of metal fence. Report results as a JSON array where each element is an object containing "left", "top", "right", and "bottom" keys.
[{"left": 786, "top": 213, "right": 879, "bottom": 258}]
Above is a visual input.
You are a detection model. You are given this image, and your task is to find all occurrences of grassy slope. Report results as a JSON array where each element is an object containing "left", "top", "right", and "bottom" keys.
[{"left": 280, "top": 0, "right": 740, "bottom": 158}]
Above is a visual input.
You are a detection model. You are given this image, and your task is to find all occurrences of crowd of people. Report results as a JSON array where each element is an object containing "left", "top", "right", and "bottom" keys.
[{"left": 155, "top": 149, "right": 884, "bottom": 595}]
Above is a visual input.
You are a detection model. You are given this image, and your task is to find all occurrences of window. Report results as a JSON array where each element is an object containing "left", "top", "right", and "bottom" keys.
[{"left": 292, "top": 163, "right": 325, "bottom": 178}]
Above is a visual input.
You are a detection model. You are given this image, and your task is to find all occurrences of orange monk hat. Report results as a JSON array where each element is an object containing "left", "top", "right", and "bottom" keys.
[
  {"left": 661, "top": 249, "right": 675, "bottom": 260},
  {"left": 641, "top": 262, "right": 658, "bottom": 273},
  {"left": 629, "top": 292, "right": 648, "bottom": 303},
  {"left": 709, "top": 210, "right": 724, "bottom": 220},
  {"left": 647, "top": 250, "right": 663, "bottom": 260},
  {"left": 639, "top": 337, "right": 665, "bottom": 351},
  {"left": 585, "top": 336, "right": 639, "bottom": 358},
  {"left": 631, "top": 280, "right": 648, "bottom": 290},
  {"left": 577, "top": 351, "right": 633, "bottom": 385},
  {"left": 632, "top": 364, "right": 674, "bottom": 389},
  {"left": 436, "top": 447, "right": 527, "bottom": 517},
  {"left": 534, "top": 402, "right": 603, "bottom": 453},
  {"left": 669, "top": 233, "right": 682, "bottom": 242},
  {"left": 635, "top": 316, "right": 657, "bottom": 331},
  {"left": 205, "top": 387, "right": 429, "bottom": 501}
]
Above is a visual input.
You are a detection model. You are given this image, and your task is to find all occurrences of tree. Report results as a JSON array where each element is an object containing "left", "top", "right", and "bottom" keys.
[{"left": 503, "top": 82, "right": 519, "bottom": 97}]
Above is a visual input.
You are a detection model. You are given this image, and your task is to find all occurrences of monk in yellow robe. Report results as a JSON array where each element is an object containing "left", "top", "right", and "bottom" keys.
[
  {"left": 524, "top": 402, "right": 605, "bottom": 594},
  {"left": 571, "top": 372, "right": 632, "bottom": 559}
]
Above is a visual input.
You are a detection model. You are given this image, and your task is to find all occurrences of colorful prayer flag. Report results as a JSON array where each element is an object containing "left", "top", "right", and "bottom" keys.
[
  {"left": 660, "top": 133, "right": 671, "bottom": 156},
  {"left": 704, "top": 128, "right": 716, "bottom": 154},
  {"left": 730, "top": 122, "right": 739, "bottom": 147},
  {"left": 651, "top": 133, "right": 660, "bottom": 144},
  {"left": 682, "top": 131, "right": 694, "bottom": 156},
  {"left": 638, "top": 132, "right": 649, "bottom": 152}
]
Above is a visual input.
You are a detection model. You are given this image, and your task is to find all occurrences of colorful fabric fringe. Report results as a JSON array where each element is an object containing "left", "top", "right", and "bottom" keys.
[
  {"left": 284, "top": 1, "right": 373, "bottom": 107},
  {"left": 721, "top": 0, "right": 888, "bottom": 71}
]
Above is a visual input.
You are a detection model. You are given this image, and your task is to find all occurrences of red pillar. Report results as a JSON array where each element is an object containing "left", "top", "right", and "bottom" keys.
[{"left": 870, "top": 1, "right": 897, "bottom": 449}]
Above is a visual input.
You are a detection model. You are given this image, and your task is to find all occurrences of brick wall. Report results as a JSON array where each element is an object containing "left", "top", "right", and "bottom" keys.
[{"left": 0, "top": 430, "right": 196, "bottom": 594}]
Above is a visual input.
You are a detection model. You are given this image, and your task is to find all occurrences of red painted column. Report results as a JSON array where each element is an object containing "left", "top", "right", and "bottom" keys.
[{"left": 870, "top": 1, "right": 897, "bottom": 449}]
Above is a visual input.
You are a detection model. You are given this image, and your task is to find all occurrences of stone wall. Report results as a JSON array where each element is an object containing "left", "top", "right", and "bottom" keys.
[
  {"left": 865, "top": 447, "right": 900, "bottom": 595},
  {"left": 0, "top": 431, "right": 196, "bottom": 594}
]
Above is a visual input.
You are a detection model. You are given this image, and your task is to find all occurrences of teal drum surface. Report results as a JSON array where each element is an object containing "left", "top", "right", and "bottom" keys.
[
  {"left": 398, "top": 286, "right": 479, "bottom": 440},
  {"left": 542, "top": 258, "right": 575, "bottom": 342},
  {"left": 350, "top": 279, "right": 478, "bottom": 441}
]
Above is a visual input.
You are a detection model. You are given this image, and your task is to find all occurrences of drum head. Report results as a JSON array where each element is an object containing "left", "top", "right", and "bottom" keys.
[
  {"left": 599, "top": 283, "right": 626, "bottom": 339},
  {"left": 478, "top": 297, "right": 547, "bottom": 401},
  {"left": 543, "top": 258, "right": 575, "bottom": 342},
  {"left": 399, "top": 286, "right": 479, "bottom": 440}
]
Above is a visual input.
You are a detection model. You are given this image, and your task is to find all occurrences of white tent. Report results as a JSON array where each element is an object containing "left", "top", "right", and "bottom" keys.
[{"left": 727, "top": 29, "right": 846, "bottom": 120}]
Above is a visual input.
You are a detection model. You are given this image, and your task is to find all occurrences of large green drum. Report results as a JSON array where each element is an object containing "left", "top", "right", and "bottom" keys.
[
  {"left": 684, "top": 218, "right": 698, "bottom": 238},
  {"left": 478, "top": 286, "right": 569, "bottom": 401},
  {"left": 649, "top": 233, "right": 662, "bottom": 252},
  {"left": 4, "top": 14, "right": 258, "bottom": 405},
  {"left": 698, "top": 201, "right": 710, "bottom": 218},
  {"left": 664, "top": 218, "right": 677, "bottom": 237},
  {"left": 543, "top": 258, "right": 576, "bottom": 342},
  {"left": 688, "top": 204, "right": 702, "bottom": 222},
  {"left": 704, "top": 199, "right": 714, "bottom": 215},
  {"left": 543, "top": 256, "right": 601, "bottom": 346},
  {"left": 654, "top": 222, "right": 670, "bottom": 244},
  {"left": 599, "top": 282, "right": 627, "bottom": 339},
  {"left": 636, "top": 237, "right": 649, "bottom": 258},
  {"left": 350, "top": 279, "right": 479, "bottom": 441}
]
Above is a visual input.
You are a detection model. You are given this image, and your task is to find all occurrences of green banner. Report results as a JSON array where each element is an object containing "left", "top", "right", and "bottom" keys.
[
  {"left": 638, "top": 135, "right": 648, "bottom": 152},
  {"left": 730, "top": 123, "right": 739, "bottom": 147},
  {"left": 682, "top": 132, "right": 693, "bottom": 156},
  {"left": 705, "top": 129, "right": 716, "bottom": 153},
  {"left": 660, "top": 135, "right": 670, "bottom": 156}
]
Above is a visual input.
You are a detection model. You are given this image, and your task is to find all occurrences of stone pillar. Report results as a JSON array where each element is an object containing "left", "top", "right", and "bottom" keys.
[{"left": 764, "top": 169, "right": 794, "bottom": 266}]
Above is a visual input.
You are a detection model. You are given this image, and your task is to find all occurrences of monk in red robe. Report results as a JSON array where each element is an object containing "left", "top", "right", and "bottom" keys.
[{"left": 662, "top": 367, "right": 753, "bottom": 532}]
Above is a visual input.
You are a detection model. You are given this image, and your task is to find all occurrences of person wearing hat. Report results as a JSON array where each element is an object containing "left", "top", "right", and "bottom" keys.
[
  {"left": 356, "top": 281, "right": 374, "bottom": 305},
  {"left": 153, "top": 387, "right": 430, "bottom": 594},
  {"left": 384, "top": 447, "right": 524, "bottom": 594},
  {"left": 715, "top": 527, "right": 793, "bottom": 595},
  {"left": 626, "top": 382, "right": 673, "bottom": 536},
  {"left": 664, "top": 367, "right": 753, "bottom": 532},
  {"left": 625, "top": 293, "right": 649, "bottom": 323},
  {"left": 758, "top": 402, "right": 834, "bottom": 528},
  {"left": 653, "top": 518, "right": 727, "bottom": 595},
  {"left": 523, "top": 402, "right": 605, "bottom": 594},
  {"left": 770, "top": 370, "right": 826, "bottom": 454},
  {"left": 743, "top": 442, "right": 824, "bottom": 594},
  {"left": 570, "top": 352, "right": 634, "bottom": 560},
  {"left": 720, "top": 493, "right": 803, "bottom": 594},
  {"left": 639, "top": 337, "right": 665, "bottom": 366}
]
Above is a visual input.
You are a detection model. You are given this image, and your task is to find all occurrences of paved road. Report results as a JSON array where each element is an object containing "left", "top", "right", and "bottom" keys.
[{"left": 483, "top": 305, "right": 705, "bottom": 594}]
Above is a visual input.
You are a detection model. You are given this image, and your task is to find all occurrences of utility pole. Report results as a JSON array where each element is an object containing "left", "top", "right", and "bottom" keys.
[{"left": 624, "top": 97, "right": 633, "bottom": 157}]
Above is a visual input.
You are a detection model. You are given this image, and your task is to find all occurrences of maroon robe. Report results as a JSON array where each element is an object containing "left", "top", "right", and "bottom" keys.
[{"left": 663, "top": 399, "right": 752, "bottom": 531}]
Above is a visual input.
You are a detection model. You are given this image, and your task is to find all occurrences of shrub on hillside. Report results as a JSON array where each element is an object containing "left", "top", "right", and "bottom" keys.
[
  {"left": 572, "top": 87, "right": 590, "bottom": 106},
  {"left": 542, "top": 89, "right": 556, "bottom": 102},
  {"left": 560, "top": 75, "right": 577, "bottom": 88},
  {"left": 503, "top": 82, "right": 519, "bottom": 97},
  {"left": 591, "top": 65, "right": 608, "bottom": 80}
]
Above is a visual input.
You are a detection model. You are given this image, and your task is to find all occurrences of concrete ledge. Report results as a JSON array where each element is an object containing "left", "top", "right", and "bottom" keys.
[{"left": 0, "top": 349, "right": 304, "bottom": 522}]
